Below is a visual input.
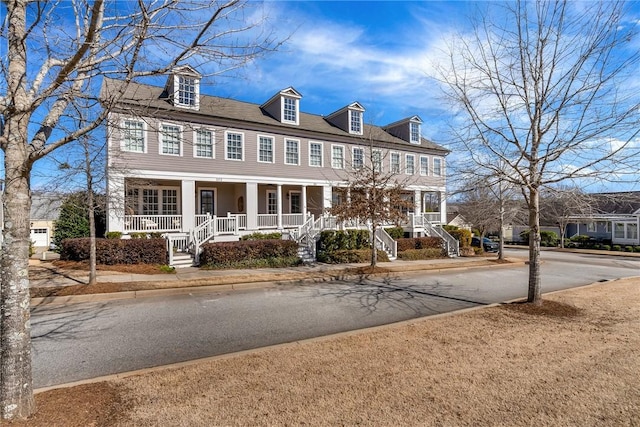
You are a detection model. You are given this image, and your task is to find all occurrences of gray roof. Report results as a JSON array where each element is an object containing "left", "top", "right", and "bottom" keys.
[
  {"left": 590, "top": 191, "right": 640, "bottom": 215},
  {"left": 30, "top": 193, "right": 63, "bottom": 221},
  {"left": 103, "top": 78, "right": 449, "bottom": 154}
]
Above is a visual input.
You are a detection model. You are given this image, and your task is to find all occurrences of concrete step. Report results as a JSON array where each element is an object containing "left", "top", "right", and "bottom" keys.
[{"left": 171, "top": 253, "right": 194, "bottom": 268}]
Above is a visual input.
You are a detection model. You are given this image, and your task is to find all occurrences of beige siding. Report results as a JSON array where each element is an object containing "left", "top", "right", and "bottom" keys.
[{"left": 109, "top": 113, "right": 446, "bottom": 187}]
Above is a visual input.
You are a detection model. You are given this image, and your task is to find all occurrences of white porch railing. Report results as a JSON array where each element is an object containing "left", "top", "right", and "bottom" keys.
[
  {"left": 125, "top": 215, "right": 182, "bottom": 232},
  {"left": 166, "top": 233, "right": 190, "bottom": 266},
  {"left": 257, "top": 214, "right": 278, "bottom": 228},
  {"left": 283, "top": 213, "right": 306, "bottom": 227},
  {"left": 375, "top": 228, "right": 397, "bottom": 259}
]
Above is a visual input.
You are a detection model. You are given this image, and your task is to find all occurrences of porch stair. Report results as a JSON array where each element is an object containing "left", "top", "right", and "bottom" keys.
[
  {"left": 297, "top": 244, "right": 315, "bottom": 263},
  {"left": 171, "top": 252, "right": 194, "bottom": 268}
]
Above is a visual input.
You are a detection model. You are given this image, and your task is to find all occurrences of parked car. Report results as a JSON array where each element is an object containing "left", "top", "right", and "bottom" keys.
[{"left": 471, "top": 237, "right": 499, "bottom": 252}]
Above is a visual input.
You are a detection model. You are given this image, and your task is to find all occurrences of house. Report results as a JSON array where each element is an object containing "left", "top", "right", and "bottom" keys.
[
  {"left": 103, "top": 66, "right": 453, "bottom": 266},
  {"left": 446, "top": 212, "right": 472, "bottom": 230},
  {"left": 567, "top": 192, "right": 640, "bottom": 246},
  {"left": 0, "top": 188, "right": 62, "bottom": 251}
]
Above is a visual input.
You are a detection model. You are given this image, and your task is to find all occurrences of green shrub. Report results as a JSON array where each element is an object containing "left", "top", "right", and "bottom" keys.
[
  {"left": 105, "top": 231, "right": 122, "bottom": 239},
  {"left": 447, "top": 228, "right": 472, "bottom": 247},
  {"left": 612, "top": 245, "right": 622, "bottom": 251},
  {"left": 520, "top": 230, "right": 558, "bottom": 247},
  {"left": 321, "top": 249, "right": 389, "bottom": 264},
  {"left": 397, "top": 248, "right": 446, "bottom": 260},
  {"left": 570, "top": 234, "right": 591, "bottom": 243},
  {"left": 60, "top": 238, "right": 167, "bottom": 265},
  {"left": 316, "top": 230, "right": 370, "bottom": 262},
  {"left": 159, "top": 265, "right": 175, "bottom": 273},
  {"left": 241, "top": 232, "right": 283, "bottom": 240},
  {"left": 396, "top": 237, "right": 443, "bottom": 252},
  {"left": 634, "top": 246, "right": 640, "bottom": 253},
  {"left": 624, "top": 245, "right": 634, "bottom": 252},
  {"left": 129, "top": 232, "right": 147, "bottom": 239},
  {"left": 200, "top": 239, "right": 298, "bottom": 268},
  {"left": 384, "top": 227, "right": 405, "bottom": 239},
  {"left": 602, "top": 245, "right": 611, "bottom": 251}
]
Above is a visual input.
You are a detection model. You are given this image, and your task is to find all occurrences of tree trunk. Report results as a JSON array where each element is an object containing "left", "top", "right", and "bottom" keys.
[
  {"left": 1, "top": 135, "right": 36, "bottom": 420},
  {"left": 85, "top": 141, "right": 97, "bottom": 286},
  {"left": 527, "top": 187, "right": 542, "bottom": 304},
  {"left": 370, "top": 225, "right": 377, "bottom": 267}
]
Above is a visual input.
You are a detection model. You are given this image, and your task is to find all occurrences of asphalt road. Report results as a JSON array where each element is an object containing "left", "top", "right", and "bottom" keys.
[{"left": 31, "top": 249, "right": 640, "bottom": 388}]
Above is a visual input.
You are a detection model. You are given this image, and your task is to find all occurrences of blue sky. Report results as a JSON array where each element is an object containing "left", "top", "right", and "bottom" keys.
[{"left": 14, "top": 1, "right": 640, "bottom": 192}]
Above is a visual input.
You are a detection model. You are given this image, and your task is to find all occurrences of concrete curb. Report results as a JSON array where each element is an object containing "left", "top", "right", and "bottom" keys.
[{"left": 31, "top": 258, "right": 525, "bottom": 307}]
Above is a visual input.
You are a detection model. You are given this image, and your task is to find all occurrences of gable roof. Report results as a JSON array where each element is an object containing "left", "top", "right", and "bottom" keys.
[
  {"left": 590, "top": 191, "right": 640, "bottom": 215},
  {"left": 102, "top": 78, "right": 449, "bottom": 154}
]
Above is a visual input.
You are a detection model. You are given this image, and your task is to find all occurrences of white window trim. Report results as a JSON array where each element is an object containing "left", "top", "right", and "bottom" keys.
[
  {"left": 198, "top": 187, "right": 217, "bottom": 215},
  {"left": 174, "top": 75, "right": 200, "bottom": 110},
  {"left": 349, "top": 110, "right": 363, "bottom": 135},
  {"left": 289, "top": 190, "right": 302, "bottom": 214},
  {"left": 433, "top": 157, "right": 443, "bottom": 176},
  {"left": 121, "top": 118, "right": 147, "bottom": 153},
  {"left": 390, "top": 151, "right": 401, "bottom": 174},
  {"left": 225, "top": 130, "right": 244, "bottom": 161},
  {"left": 420, "top": 156, "right": 429, "bottom": 176},
  {"left": 266, "top": 189, "right": 278, "bottom": 214},
  {"left": 284, "top": 138, "right": 301, "bottom": 166},
  {"left": 309, "top": 141, "right": 324, "bottom": 167},
  {"left": 281, "top": 96, "right": 299, "bottom": 125},
  {"left": 372, "top": 149, "right": 383, "bottom": 172},
  {"left": 410, "top": 121, "right": 421, "bottom": 144},
  {"left": 352, "top": 146, "right": 364, "bottom": 170},
  {"left": 257, "top": 134, "right": 275, "bottom": 164},
  {"left": 331, "top": 144, "right": 345, "bottom": 169},
  {"left": 158, "top": 122, "right": 183, "bottom": 157},
  {"left": 192, "top": 128, "right": 215, "bottom": 159},
  {"left": 405, "top": 154, "right": 415, "bottom": 175},
  {"left": 128, "top": 185, "right": 181, "bottom": 215}
]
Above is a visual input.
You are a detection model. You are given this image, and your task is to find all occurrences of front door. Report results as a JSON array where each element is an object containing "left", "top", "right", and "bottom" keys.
[{"left": 200, "top": 189, "right": 215, "bottom": 215}]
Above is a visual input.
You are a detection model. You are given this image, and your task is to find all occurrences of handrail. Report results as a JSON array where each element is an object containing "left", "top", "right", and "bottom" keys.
[{"left": 374, "top": 227, "right": 397, "bottom": 259}]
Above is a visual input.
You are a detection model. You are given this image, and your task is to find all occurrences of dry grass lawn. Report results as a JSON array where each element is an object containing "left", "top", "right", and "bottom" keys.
[{"left": 11, "top": 278, "right": 640, "bottom": 426}]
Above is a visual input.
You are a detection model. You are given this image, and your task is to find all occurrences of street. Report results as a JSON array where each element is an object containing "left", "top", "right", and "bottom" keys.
[{"left": 31, "top": 249, "right": 640, "bottom": 388}]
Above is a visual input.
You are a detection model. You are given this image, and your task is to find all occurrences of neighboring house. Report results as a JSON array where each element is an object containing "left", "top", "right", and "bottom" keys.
[
  {"left": 567, "top": 192, "right": 640, "bottom": 246},
  {"left": 503, "top": 225, "right": 562, "bottom": 244},
  {"left": 446, "top": 212, "right": 472, "bottom": 230},
  {"left": 0, "top": 190, "right": 62, "bottom": 250},
  {"left": 104, "top": 66, "right": 453, "bottom": 265}
]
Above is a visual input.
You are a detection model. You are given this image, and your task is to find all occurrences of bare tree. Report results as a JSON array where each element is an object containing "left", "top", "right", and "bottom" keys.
[
  {"left": 436, "top": 0, "right": 640, "bottom": 304},
  {"left": 540, "top": 186, "right": 594, "bottom": 248},
  {"left": 329, "top": 144, "right": 413, "bottom": 268},
  {"left": 0, "top": 0, "right": 280, "bottom": 420}
]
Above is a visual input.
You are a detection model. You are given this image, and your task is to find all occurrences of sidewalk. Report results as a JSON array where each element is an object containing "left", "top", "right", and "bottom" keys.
[{"left": 29, "top": 256, "right": 521, "bottom": 306}]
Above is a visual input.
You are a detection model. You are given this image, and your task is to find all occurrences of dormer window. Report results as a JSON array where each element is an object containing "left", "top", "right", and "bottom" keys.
[
  {"left": 283, "top": 97, "right": 298, "bottom": 123},
  {"left": 350, "top": 110, "right": 362, "bottom": 134},
  {"left": 166, "top": 65, "right": 201, "bottom": 110},
  {"left": 410, "top": 121, "right": 421, "bottom": 144}
]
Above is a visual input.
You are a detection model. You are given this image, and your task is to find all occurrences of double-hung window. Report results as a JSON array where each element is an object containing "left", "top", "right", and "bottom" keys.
[
  {"left": 258, "top": 136, "right": 274, "bottom": 163},
  {"left": 350, "top": 110, "right": 362, "bottom": 134},
  {"left": 372, "top": 150, "right": 382, "bottom": 173},
  {"left": 178, "top": 76, "right": 197, "bottom": 107},
  {"left": 194, "top": 129, "right": 213, "bottom": 158},
  {"left": 122, "top": 120, "right": 145, "bottom": 153},
  {"left": 433, "top": 158, "right": 443, "bottom": 176},
  {"left": 160, "top": 124, "right": 181, "bottom": 156},
  {"left": 285, "top": 139, "right": 300, "bottom": 165},
  {"left": 420, "top": 156, "right": 429, "bottom": 175},
  {"left": 309, "top": 142, "right": 323, "bottom": 167},
  {"left": 410, "top": 122, "right": 420, "bottom": 144},
  {"left": 332, "top": 145, "right": 344, "bottom": 169},
  {"left": 391, "top": 152, "right": 400, "bottom": 174},
  {"left": 283, "top": 97, "right": 297, "bottom": 123},
  {"left": 406, "top": 155, "right": 415, "bottom": 175},
  {"left": 352, "top": 147, "right": 364, "bottom": 169},
  {"left": 226, "top": 132, "right": 244, "bottom": 161}
]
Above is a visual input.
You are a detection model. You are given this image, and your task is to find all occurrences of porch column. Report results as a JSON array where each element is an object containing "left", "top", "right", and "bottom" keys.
[
  {"left": 439, "top": 191, "right": 447, "bottom": 224},
  {"left": 277, "top": 184, "right": 283, "bottom": 230},
  {"left": 246, "top": 182, "right": 258, "bottom": 230},
  {"left": 323, "top": 185, "right": 332, "bottom": 211},
  {"left": 301, "top": 185, "right": 307, "bottom": 218},
  {"left": 182, "top": 180, "right": 196, "bottom": 232},
  {"left": 414, "top": 190, "right": 421, "bottom": 214},
  {"left": 107, "top": 173, "right": 125, "bottom": 233}
]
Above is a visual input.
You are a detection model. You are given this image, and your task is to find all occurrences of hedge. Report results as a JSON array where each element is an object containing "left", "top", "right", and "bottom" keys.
[
  {"left": 397, "top": 248, "right": 446, "bottom": 260},
  {"left": 200, "top": 239, "right": 298, "bottom": 268},
  {"left": 316, "top": 230, "right": 371, "bottom": 263},
  {"left": 320, "top": 249, "right": 390, "bottom": 264},
  {"left": 60, "top": 238, "right": 167, "bottom": 265},
  {"left": 447, "top": 228, "right": 472, "bottom": 247},
  {"left": 396, "top": 236, "right": 442, "bottom": 252}
]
